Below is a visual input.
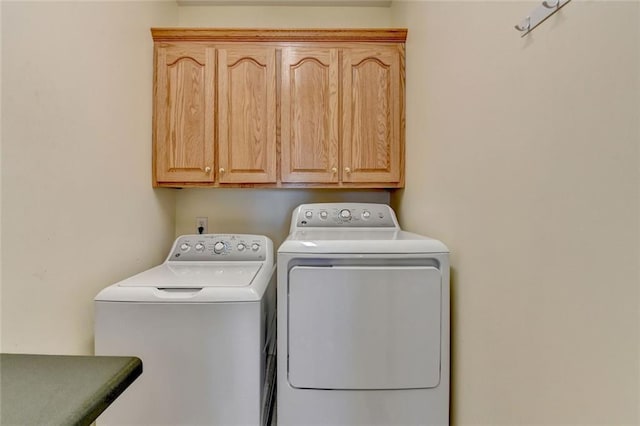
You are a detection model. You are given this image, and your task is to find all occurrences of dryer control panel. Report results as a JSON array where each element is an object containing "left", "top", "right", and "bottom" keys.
[
  {"left": 292, "top": 203, "right": 399, "bottom": 229},
  {"left": 167, "top": 234, "right": 271, "bottom": 262}
]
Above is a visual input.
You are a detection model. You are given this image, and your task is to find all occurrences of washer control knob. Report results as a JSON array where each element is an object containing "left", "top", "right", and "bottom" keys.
[
  {"left": 237, "top": 243, "right": 246, "bottom": 252},
  {"left": 319, "top": 210, "right": 328, "bottom": 220},
  {"left": 251, "top": 243, "right": 260, "bottom": 252},
  {"left": 339, "top": 209, "right": 352, "bottom": 220},
  {"left": 195, "top": 243, "right": 205, "bottom": 252},
  {"left": 180, "top": 243, "right": 190, "bottom": 252},
  {"left": 304, "top": 211, "right": 313, "bottom": 219},
  {"left": 362, "top": 210, "right": 371, "bottom": 219},
  {"left": 213, "top": 242, "right": 226, "bottom": 254}
]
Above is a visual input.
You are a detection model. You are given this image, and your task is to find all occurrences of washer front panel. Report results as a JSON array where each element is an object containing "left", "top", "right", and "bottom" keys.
[
  {"left": 95, "top": 298, "right": 264, "bottom": 425},
  {"left": 287, "top": 265, "right": 442, "bottom": 390}
]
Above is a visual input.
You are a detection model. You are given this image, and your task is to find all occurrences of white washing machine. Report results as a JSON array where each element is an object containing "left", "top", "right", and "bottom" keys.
[
  {"left": 95, "top": 234, "right": 276, "bottom": 426},
  {"left": 277, "top": 203, "right": 450, "bottom": 425}
]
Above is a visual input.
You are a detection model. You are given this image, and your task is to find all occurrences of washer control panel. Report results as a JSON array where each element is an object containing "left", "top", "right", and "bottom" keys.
[
  {"left": 293, "top": 203, "right": 398, "bottom": 228},
  {"left": 168, "top": 234, "right": 269, "bottom": 262}
]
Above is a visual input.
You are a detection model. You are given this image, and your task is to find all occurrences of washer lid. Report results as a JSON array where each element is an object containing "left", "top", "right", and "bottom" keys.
[{"left": 117, "top": 263, "right": 262, "bottom": 288}]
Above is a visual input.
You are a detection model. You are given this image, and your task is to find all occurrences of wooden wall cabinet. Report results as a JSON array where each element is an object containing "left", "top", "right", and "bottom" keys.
[{"left": 152, "top": 29, "right": 406, "bottom": 188}]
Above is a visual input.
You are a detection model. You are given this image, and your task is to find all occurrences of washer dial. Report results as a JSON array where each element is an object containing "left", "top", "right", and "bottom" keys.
[{"left": 213, "top": 242, "right": 226, "bottom": 254}]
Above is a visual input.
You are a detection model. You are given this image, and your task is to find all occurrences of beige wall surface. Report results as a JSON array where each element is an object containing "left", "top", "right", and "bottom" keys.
[
  {"left": 175, "top": 4, "right": 393, "bottom": 247},
  {"left": 178, "top": 3, "right": 391, "bottom": 26},
  {"left": 1, "top": 1, "right": 178, "bottom": 355},
  {"left": 392, "top": 1, "right": 639, "bottom": 424},
  {"left": 0, "top": 0, "right": 3, "bottom": 351}
]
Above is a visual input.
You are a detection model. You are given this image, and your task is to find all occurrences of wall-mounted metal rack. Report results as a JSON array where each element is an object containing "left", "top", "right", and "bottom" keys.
[{"left": 515, "top": 0, "right": 572, "bottom": 37}]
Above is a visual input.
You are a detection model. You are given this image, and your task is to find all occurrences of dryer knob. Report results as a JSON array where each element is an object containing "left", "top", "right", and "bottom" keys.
[
  {"left": 195, "top": 243, "right": 205, "bottom": 252},
  {"left": 251, "top": 243, "right": 260, "bottom": 252},
  {"left": 180, "top": 243, "right": 190, "bottom": 252},
  {"left": 339, "top": 209, "right": 352, "bottom": 220},
  {"left": 237, "top": 243, "right": 246, "bottom": 252},
  {"left": 213, "top": 242, "right": 226, "bottom": 254}
]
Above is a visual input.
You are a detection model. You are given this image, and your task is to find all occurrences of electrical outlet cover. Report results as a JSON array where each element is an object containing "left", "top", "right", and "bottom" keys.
[{"left": 196, "top": 217, "right": 208, "bottom": 234}]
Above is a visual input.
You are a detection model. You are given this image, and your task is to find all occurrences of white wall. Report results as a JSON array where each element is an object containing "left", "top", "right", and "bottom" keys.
[
  {"left": 0, "top": 0, "right": 4, "bottom": 352},
  {"left": 1, "top": 1, "right": 178, "bottom": 355},
  {"left": 391, "top": 1, "right": 640, "bottom": 424},
  {"left": 174, "top": 4, "right": 393, "bottom": 247},
  {"left": 178, "top": 3, "right": 392, "bottom": 27}
]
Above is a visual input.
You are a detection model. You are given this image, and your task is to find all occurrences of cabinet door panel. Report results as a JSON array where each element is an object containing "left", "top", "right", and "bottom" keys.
[
  {"left": 155, "top": 44, "right": 215, "bottom": 183},
  {"left": 281, "top": 48, "right": 339, "bottom": 183},
  {"left": 343, "top": 46, "right": 402, "bottom": 183},
  {"left": 218, "top": 46, "right": 277, "bottom": 183}
]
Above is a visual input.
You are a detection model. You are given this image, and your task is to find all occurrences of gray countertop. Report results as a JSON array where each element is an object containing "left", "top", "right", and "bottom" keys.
[{"left": 1, "top": 353, "right": 142, "bottom": 426}]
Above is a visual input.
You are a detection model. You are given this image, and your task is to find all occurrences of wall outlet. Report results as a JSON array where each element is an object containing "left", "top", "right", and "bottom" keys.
[{"left": 196, "top": 217, "right": 208, "bottom": 234}]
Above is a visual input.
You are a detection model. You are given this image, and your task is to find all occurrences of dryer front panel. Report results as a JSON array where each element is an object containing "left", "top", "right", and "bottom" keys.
[{"left": 287, "top": 265, "right": 441, "bottom": 390}]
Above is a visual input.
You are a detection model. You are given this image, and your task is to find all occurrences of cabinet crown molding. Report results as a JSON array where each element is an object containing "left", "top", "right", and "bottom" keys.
[{"left": 151, "top": 28, "right": 407, "bottom": 43}]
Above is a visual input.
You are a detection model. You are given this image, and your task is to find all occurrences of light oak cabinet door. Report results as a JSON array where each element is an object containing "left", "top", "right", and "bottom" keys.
[
  {"left": 281, "top": 47, "right": 340, "bottom": 183},
  {"left": 342, "top": 46, "right": 402, "bottom": 184},
  {"left": 154, "top": 44, "right": 215, "bottom": 183},
  {"left": 217, "top": 46, "right": 277, "bottom": 183}
]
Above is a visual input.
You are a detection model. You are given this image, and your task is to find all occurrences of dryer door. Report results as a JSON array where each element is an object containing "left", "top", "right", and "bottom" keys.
[{"left": 287, "top": 265, "right": 441, "bottom": 390}]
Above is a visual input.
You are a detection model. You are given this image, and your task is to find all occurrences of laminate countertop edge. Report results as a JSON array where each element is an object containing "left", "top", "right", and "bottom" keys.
[{"left": 0, "top": 353, "right": 143, "bottom": 426}]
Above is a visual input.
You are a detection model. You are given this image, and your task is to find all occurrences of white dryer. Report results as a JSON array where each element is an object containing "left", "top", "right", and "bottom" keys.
[
  {"left": 277, "top": 203, "right": 450, "bottom": 425},
  {"left": 95, "top": 234, "right": 276, "bottom": 426}
]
